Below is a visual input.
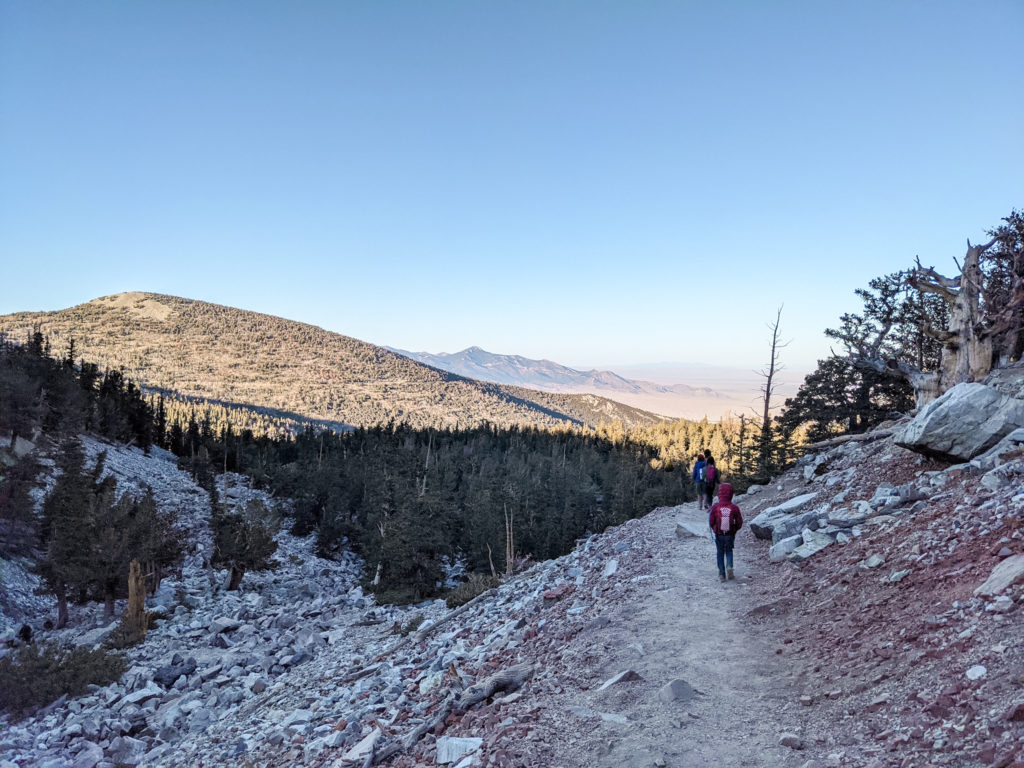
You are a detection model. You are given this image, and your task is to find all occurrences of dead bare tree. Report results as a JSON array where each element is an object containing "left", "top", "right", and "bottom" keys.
[
  {"left": 123, "top": 559, "right": 148, "bottom": 644},
  {"left": 756, "top": 307, "right": 789, "bottom": 480},
  {"left": 503, "top": 502, "right": 514, "bottom": 577}
]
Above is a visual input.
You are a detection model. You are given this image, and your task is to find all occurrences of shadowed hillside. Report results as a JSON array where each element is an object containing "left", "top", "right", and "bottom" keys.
[{"left": 0, "top": 293, "right": 662, "bottom": 431}]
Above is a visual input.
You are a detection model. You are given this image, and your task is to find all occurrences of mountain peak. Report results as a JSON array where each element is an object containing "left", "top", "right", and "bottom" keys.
[{"left": 0, "top": 298, "right": 662, "bottom": 431}]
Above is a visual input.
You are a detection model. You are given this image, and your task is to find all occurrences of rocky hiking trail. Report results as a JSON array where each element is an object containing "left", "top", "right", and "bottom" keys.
[{"left": 491, "top": 501, "right": 815, "bottom": 768}]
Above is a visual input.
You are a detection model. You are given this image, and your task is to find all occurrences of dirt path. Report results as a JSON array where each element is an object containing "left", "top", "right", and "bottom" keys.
[{"left": 516, "top": 502, "right": 819, "bottom": 768}]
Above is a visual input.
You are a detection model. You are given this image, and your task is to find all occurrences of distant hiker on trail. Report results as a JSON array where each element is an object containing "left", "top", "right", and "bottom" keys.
[
  {"left": 704, "top": 456, "right": 719, "bottom": 510},
  {"left": 692, "top": 453, "right": 707, "bottom": 510},
  {"left": 709, "top": 482, "right": 743, "bottom": 582}
]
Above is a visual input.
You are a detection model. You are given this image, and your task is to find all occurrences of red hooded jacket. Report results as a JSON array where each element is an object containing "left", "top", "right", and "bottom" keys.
[{"left": 709, "top": 482, "right": 743, "bottom": 536}]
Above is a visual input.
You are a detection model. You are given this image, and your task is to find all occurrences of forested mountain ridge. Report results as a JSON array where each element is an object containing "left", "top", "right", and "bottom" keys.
[{"left": 0, "top": 293, "right": 662, "bottom": 431}]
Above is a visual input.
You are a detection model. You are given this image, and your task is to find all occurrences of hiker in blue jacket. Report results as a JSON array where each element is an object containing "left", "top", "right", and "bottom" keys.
[{"left": 692, "top": 453, "right": 707, "bottom": 510}]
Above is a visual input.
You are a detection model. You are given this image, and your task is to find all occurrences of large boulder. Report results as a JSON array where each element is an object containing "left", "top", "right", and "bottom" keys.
[
  {"left": 974, "top": 555, "right": 1024, "bottom": 597},
  {"left": 896, "top": 382, "right": 1024, "bottom": 461}
]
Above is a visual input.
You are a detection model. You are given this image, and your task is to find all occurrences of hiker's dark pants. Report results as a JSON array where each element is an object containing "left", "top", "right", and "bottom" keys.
[
  {"left": 715, "top": 534, "right": 735, "bottom": 576},
  {"left": 706, "top": 484, "right": 716, "bottom": 508},
  {"left": 695, "top": 481, "right": 706, "bottom": 507}
]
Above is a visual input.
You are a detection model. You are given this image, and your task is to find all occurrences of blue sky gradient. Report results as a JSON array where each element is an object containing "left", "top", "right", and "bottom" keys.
[{"left": 2, "top": 1, "right": 1022, "bottom": 377}]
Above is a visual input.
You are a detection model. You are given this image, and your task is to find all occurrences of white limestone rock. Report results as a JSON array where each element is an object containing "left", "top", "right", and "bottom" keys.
[
  {"left": 769, "top": 535, "right": 802, "bottom": 563},
  {"left": 106, "top": 736, "right": 147, "bottom": 765},
  {"left": 341, "top": 727, "right": 382, "bottom": 762},
  {"left": 70, "top": 743, "right": 104, "bottom": 768},
  {"left": 749, "top": 493, "right": 819, "bottom": 540},
  {"left": 974, "top": 554, "right": 1024, "bottom": 597},
  {"left": 597, "top": 669, "right": 642, "bottom": 691},
  {"left": 436, "top": 736, "right": 483, "bottom": 764},
  {"left": 658, "top": 678, "right": 697, "bottom": 703},
  {"left": 897, "top": 382, "right": 1024, "bottom": 461},
  {"left": 787, "top": 530, "right": 834, "bottom": 563},
  {"left": 75, "top": 622, "right": 119, "bottom": 649},
  {"left": 770, "top": 507, "right": 827, "bottom": 544}
]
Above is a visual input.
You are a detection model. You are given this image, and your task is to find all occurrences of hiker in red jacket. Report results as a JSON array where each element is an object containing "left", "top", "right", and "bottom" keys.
[
  {"left": 709, "top": 482, "right": 743, "bottom": 582},
  {"left": 703, "top": 456, "right": 720, "bottom": 509}
]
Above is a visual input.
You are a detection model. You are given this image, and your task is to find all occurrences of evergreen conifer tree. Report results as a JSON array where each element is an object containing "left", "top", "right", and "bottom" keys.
[{"left": 36, "top": 441, "right": 95, "bottom": 628}]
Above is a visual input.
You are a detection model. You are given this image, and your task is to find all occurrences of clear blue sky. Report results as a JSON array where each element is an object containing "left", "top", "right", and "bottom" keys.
[{"left": 2, "top": 1, "right": 1021, "bottom": 378}]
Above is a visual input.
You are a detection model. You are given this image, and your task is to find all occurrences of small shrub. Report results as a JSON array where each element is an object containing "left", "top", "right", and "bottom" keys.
[
  {"left": 0, "top": 642, "right": 126, "bottom": 719},
  {"left": 371, "top": 587, "right": 419, "bottom": 606},
  {"left": 212, "top": 498, "right": 280, "bottom": 590},
  {"left": 444, "top": 573, "right": 502, "bottom": 608},
  {"left": 103, "top": 617, "right": 147, "bottom": 650},
  {"left": 391, "top": 613, "right": 425, "bottom": 636}
]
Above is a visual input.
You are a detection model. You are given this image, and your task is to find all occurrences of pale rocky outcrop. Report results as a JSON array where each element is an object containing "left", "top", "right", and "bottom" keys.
[
  {"left": 896, "top": 382, "right": 1024, "bottom": 461},
  {"left": 974, "top": 555, "right": 1024, "bottom": 597}
]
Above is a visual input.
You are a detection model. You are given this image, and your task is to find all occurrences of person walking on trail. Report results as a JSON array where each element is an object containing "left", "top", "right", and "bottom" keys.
[
  {"left": 709, "top": 482, "right": 743, "bottom": 582},
  {"left": 692, "top": 453, "right": 707, "bottom": 510},
  {"left": 704, "top": 456, "right": 720, "bottom": 510}
]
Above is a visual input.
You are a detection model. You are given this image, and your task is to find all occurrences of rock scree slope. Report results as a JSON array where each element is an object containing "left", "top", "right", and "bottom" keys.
[
  {"left": 3, "top": 395, "right": 1024, "bottom": 766},
  {"left": 0, "top": 437, "right": 820, "bottom": 768}
]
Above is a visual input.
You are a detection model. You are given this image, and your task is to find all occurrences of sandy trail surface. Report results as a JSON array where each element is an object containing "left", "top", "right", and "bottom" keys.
[{"left": 511, "top": 501, "right": 816, "bottom": 768}]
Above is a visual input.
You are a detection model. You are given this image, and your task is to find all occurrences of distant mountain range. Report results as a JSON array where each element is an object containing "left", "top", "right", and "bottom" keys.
[
  {"left": 0, "top": 293, "right": 663, "bottom": 432},
  {"left": 392, "top": 346, "right": 723, "bottom": 400},
  {"left": 388, "top": 346, "right": 778, "bottom": 420}
]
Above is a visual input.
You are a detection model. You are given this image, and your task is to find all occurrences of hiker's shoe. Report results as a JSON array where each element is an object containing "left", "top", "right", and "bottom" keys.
[
  {"left": 719, "top": 574, "right": 726, "bottom": 582},
  {"left": 727, "top": 568, "right": 735, "bottom": 580}
]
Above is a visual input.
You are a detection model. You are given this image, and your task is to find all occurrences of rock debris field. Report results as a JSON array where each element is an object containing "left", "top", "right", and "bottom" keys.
[{"left": 2, "top": 405, "right": 1024, "bottom": 767}]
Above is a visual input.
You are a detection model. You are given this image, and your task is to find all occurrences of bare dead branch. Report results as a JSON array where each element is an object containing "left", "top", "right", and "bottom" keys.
[{"left": 457, "top": 662, "right": 534, "bottom": 710}]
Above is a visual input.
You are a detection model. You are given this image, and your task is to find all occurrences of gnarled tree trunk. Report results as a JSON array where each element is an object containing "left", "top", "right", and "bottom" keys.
[{"left": 906, "top": 238, "right": 998, "bottom": 404}]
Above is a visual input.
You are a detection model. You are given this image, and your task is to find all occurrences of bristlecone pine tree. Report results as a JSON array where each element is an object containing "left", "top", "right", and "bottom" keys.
[
  {"left": 211, "top": 497, "right": 279, "bottom": 590},
  {"left": 35, "top": 441, "right": 97, "bottom": 628}
]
